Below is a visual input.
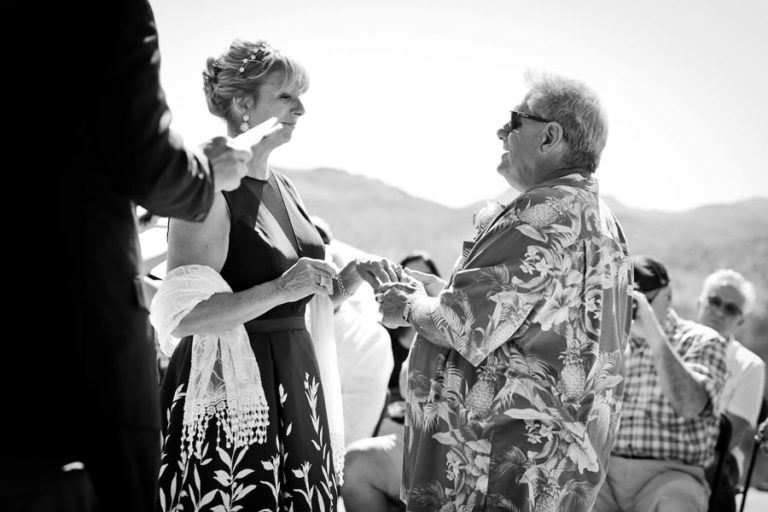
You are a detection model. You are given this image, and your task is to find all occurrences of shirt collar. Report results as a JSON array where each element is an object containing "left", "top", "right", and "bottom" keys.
[{"left": 526, "top": 171, "right": 598, "bottom": 195}]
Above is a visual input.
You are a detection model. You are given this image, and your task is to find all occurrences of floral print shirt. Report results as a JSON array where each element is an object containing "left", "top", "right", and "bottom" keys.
[{"left": 402, "top": 173, "right": 633, "bottom": 512}]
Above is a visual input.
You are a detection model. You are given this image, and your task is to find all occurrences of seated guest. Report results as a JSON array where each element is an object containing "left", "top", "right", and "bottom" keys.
[
  {"left": 697, "top": 269, "right": 765, "bottom": 511},
  {"left": 342, "top": 358, "right": 410, "bottom": 512},
  {"left": 595, "top": 255, "right": 729, "bottom": 512}
]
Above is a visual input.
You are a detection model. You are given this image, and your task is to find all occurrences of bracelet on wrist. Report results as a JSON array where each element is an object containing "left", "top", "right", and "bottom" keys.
[{"left": 334, "top": 276, "right": 351, "bottom": 296}]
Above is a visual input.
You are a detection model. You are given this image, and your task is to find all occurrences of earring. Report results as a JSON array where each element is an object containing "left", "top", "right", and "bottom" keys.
[{"left": 240, "top": 113, "right": 250, "bottom": 133}]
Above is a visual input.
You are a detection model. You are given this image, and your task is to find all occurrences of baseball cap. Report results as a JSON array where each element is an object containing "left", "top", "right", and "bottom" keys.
[{"left": 632, "top": 255, "right": 670, "bottom": 293}]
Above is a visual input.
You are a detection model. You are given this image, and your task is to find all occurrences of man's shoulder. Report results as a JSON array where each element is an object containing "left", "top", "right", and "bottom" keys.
[
  {"left": 730, "top": 339, "right": 766, "bottom": 370},
  {"left": 676, "top": 317, "right": 727, "bottom": 346}
]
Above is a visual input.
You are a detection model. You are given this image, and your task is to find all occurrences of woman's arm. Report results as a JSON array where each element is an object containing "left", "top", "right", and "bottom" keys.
[
  {"left": 166, "top": 193, "right": 337, "bottom": 337},
  {"left": 329, "top": 259, "right": 365, "bottom": 308}
]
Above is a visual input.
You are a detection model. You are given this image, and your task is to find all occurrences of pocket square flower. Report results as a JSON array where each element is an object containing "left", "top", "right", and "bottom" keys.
[{"left": 473, "top": 201, "right": 505, "bottom": 234}]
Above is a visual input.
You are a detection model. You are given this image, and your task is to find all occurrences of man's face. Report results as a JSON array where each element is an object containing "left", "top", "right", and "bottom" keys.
[
  {"left": 496, "top": 105, "right": 544, "bottom": 191},
  {"left": 696, "top": 283, "right": 746, "bottom": 339}
]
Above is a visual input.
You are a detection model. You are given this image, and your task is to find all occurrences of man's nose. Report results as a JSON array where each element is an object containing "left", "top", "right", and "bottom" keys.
[{"left": 497, "top": 126, "right": 509, "bottom": 141}]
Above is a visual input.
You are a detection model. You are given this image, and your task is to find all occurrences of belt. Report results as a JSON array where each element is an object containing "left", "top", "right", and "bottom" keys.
[
  {"left": 613, "top": 453, "right": 656, "bottom": 460},
  {"left": 244, "top": 316, "right": 305, "bottom": 333}
]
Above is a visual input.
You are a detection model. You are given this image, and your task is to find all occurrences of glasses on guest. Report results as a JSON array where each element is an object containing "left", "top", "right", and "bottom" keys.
[
  {"left": 707, "top": 295, "right": 743, "bottom": 317},
  {"left": 508, "top": 110, "right": 552, "bottom": 131}
]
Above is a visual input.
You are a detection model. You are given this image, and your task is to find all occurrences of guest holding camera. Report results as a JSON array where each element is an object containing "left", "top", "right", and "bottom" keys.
[{"left": 595, "top": 255, "right": 729, "bottom": 512}]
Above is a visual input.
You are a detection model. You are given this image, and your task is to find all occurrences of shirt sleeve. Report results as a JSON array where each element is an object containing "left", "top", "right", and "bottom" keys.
[
  {"left": 683, "top": 332, "right": 729, "bottom": 415},
  {"left": 726, "top": 351, "right": 766, "bottom": 426},
  {"left": 92, "top": 0, "right": 214, "bottom": 221},
  {"left": 428, "top": 191, "right": 582, "bottom": 366}
]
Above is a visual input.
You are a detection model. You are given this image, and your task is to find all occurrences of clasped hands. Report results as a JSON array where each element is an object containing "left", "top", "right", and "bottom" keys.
[{"left": 355, "top": 257, "right": 444, "bottom": 329}]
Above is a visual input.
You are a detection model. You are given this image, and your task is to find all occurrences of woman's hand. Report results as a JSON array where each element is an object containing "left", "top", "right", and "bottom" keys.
[
  {"left": 277, "top": 257, "right": 338, "bottom": 301},
  {"left": 355, "top": 257, "right": 402, "bottom": 292}
]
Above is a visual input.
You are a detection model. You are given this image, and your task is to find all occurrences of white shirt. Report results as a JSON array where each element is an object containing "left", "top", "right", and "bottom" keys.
[
  {"left": 720, "top": 338, "right": 766, "bottom": 473},
  {"left": 721, "top": 339, "right": 766, "bottom": 426},
  {"left": 334, "top": 287, "right": 394, "bottom": 447}
]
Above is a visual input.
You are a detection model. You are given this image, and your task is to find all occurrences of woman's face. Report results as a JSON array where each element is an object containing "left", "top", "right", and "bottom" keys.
[{"left": 248, "top": 70, "right": 305, "bottom": 147}]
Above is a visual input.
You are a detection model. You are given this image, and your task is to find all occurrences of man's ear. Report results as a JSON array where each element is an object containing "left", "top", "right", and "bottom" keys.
[{"left": 539, "top": 122, "right": 564, "bottom": 154}]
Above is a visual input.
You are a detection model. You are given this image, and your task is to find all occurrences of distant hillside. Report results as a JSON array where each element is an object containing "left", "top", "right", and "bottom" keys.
[
  {"left": 281, "top": 167, "right": 768, "bottom": 361},
  {"left": 281, "top": 167, "right": 476, "bottom": 275}
]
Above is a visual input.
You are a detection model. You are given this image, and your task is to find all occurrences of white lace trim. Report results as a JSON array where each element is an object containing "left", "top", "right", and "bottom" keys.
[{"left": 150, "top": 265, "right": 269, "bottom": 454}]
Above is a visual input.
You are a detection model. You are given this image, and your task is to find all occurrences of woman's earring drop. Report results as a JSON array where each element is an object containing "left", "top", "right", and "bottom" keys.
[{"left": 240, "top": 113, "right": 250, "bottom": 133}]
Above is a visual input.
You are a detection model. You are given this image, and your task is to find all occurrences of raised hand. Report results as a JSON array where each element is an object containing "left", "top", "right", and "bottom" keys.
[
  {"left": 277, "top": 257, "right": 339, "bottom": 302},
  {"left": 355, "top": 257, "right": 403, "bottom": 292},
  {"left": 202, "top": 117, "right": 284, "bottom": 192}
]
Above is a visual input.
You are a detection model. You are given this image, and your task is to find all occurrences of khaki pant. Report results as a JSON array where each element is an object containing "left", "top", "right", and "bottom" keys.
[{"left": 594, "top": 455, "right": 709, "bottom": 512}]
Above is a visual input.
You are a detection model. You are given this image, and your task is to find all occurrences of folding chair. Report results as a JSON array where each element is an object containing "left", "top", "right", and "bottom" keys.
[
  {"left": 708, "top": 414, "right": 734, "bottom": 512},
  {"left": 738, "top": 399, "right": 768, "bottom": 512}
]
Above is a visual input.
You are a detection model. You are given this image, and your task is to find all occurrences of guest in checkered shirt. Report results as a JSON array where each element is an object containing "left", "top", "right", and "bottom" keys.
[{"left": 594, "top": 255, "right": 728, "bottom": 512}]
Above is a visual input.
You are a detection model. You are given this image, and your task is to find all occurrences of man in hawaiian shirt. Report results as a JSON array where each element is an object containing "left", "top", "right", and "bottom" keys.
[
  {"left": 376, "top": 72, "right": 633, "bottom": 512},
  {"left": 594, "top": 255, "right": 728, "bottom": 512}
]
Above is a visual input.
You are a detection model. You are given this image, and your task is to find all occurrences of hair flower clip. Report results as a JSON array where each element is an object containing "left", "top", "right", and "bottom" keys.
[{"left": 235, "top": 43, "right": 274, "bottom": 77}]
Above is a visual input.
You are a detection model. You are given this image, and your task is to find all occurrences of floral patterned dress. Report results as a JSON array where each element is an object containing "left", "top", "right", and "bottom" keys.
[
  {"left": 401, "top": 174, "right": 633, "bottom": 512},
  {"left": 158, "top": 172, "right": 338, "bottom": 511}
]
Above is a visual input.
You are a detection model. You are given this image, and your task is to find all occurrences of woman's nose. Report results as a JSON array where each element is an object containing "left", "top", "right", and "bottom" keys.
[{"left": 293, "top": 99, "right": 305, "bottom": 116}]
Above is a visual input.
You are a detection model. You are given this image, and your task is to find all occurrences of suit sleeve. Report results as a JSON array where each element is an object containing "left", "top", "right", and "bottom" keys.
[{"left": 91, "top": 0, "right": 214, "bottom": 221}]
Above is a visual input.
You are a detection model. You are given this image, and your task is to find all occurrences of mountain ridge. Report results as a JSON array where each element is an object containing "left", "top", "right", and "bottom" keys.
[{"left": 280, "top": 166, "right": 768, "bottom": 358}]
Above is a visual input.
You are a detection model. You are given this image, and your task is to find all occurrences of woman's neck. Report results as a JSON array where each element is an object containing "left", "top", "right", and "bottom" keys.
[{"left": 246, "top": 151, "right": 271, "bottom": 180}]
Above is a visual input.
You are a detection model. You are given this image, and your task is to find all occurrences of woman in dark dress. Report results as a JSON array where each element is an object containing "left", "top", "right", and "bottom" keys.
[{"left": 151, "top": 39, "right": 361, "bottom": 511}]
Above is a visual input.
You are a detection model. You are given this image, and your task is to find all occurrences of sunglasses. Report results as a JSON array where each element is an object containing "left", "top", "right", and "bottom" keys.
[
  {"left": 707, "top": 295, "right": 743, "bottom": 317},
  {"left": 508, "top": 110, "right": 552, "bottom": 131}
]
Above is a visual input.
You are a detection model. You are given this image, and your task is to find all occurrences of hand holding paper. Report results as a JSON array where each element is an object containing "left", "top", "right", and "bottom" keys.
[
  {"left": 231, "top": 117, "right": 283, "bottom": 151},
  {"left": 201, "top": 117, "right": 283, "bottom": 192}
]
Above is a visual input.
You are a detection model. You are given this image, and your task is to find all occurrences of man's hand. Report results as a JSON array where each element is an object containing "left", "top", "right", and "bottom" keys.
[
  {"left": 630, "top": 291, "right": 665, "bottom": 350},
  {"left": 202, "top": 117, "right": 283, "bottom": 192},
  {"left": 403, "top": 267, "right": 446, "bottom": 297},
  {"left": 201, "top": 137, "right": 251, "bottom": 192},
  {"left": 378, "top": 281, "right": 426, "bottom": 328}
]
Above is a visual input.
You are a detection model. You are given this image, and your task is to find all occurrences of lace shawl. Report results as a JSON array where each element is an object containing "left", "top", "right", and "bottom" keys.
[{"left": 149, "top": 265, "right": 269, "bottom": 455}]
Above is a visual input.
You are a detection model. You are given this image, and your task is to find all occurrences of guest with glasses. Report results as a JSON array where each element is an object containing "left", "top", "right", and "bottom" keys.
[
  {"left": 595, "top": 255, "right": 729, "bottom": 512},
  {"left": 697, "top": 270, "right": 764, "bottom": 512},
  {"left": 375, "top": 71, "right": 632, "bottom": 512}
]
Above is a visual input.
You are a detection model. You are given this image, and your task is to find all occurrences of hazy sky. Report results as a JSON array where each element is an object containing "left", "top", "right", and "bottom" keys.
[{"left": 152, "top": 0, "right": 768, "bottom": 211}]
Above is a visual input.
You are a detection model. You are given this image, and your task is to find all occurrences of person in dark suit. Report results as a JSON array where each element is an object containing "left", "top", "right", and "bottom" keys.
[{"left": 2, "top": 1, "right": 276, "bottom": 511}]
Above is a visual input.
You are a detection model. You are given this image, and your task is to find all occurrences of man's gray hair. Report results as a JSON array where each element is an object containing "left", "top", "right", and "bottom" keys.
[
  {"left": 523, "top": 71, "right": 608, "bottom": 172},
  {"left": 701, "top": 269, "right": 757, "bottom": 316}
]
